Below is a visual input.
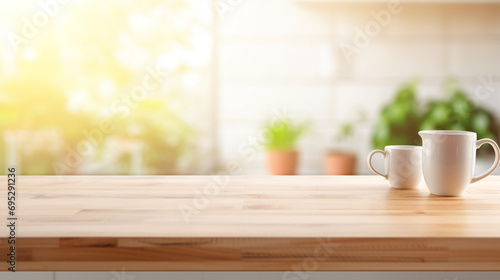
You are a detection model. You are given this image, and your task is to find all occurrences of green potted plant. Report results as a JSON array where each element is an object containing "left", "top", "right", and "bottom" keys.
[
  {"left": 420, "top": 80, "right": 499, "bottom": 156},
  {"left": 372, "top": 80, "right": 422, "bottom": 149},
  {"left": 372, "top": 78, "right": 499, "bottom": 158},
  {"left": 263, "top": 117, "right": 307, "bottom": 175},
  {"left": 324, "top": 110, "right": 366, "bottom": 175},
  {"left": 324, "top": 123, "right": 357, "bottom": 175}
]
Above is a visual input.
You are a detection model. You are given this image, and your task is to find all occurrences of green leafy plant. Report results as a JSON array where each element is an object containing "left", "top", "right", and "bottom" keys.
[
  {"left": 333, "top": 110, "right": 367, "bottom": 150},
  {"left": 372, "top": 81, "right": 421, "bottom": 150},
  {"left": 263, "top": 118, "right": 308, "bottom": 151},
  {"left": 111, "top": 99, "right": 194, "bottom": 174},
  {"left": 420, "top": 81, "right": 499, "bottom": 144},
  {"left": 337, "top": 123, "right": 354, "bottom": 143},
  {"left": 372, "top": 79, "right": 500, "bottom": 154}
]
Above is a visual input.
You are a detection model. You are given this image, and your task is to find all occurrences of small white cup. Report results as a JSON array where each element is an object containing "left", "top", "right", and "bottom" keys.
[{"left": 367, "top": 145, "right": 423, "bottom": 189}]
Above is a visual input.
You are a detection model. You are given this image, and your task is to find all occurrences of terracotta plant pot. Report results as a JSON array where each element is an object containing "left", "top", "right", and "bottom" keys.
[
  {"left": 324, "top": 152, "right": 357, "bottom": 175},
  {"left": 266, "top": 150, "right": 298, "bottom": 175}
]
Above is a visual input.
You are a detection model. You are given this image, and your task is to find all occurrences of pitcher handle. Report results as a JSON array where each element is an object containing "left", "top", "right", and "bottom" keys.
[
  {"left": 367, "top": 150, "right": 388, "bottom": 180},
  {"left": 471, "top": 138, "right": 500, "bottom": 184}
]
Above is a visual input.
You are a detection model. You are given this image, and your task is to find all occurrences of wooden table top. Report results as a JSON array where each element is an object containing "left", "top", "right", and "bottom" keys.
[
  {"left": 10, "top": 175, "right": 500, "bottom": 238},
  {"left": 2, "top": 175, "right": 500, "bottom": 271}
]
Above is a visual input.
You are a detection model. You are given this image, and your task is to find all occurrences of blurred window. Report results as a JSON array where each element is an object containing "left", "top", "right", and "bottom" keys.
[{"left": 0, "top": 0, "right": 215, "bottom": 175}]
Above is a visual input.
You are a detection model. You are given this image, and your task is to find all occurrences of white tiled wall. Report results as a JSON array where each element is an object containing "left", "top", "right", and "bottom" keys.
[{"left": 217, "top": 1, "right": 500, "bottom": 175}]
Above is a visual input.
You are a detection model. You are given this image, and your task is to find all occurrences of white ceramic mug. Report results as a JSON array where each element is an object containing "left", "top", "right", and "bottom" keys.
[
  {"left": 419, "top": 130, "right": 500, "bottom": 196},
  {"left": 367, "top": 145, "right": 423, "bottom": 189}
]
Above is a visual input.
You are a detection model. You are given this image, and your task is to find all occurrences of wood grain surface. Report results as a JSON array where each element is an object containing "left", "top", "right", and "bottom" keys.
[{"left": 1, "top": 175, "right": 500, "bottom": 271}]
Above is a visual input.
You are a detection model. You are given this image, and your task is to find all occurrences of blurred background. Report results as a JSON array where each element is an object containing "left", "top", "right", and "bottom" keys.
[{"left": 1, "top": 0, "right": 499, "bottom": 175}]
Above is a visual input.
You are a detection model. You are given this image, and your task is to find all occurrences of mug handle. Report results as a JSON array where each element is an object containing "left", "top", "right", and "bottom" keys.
[
  {"left": 367, "top": 150, "right": 388, "bottom": 180},
  {"left": 471, "top": 138, "right": 500, "bottom": 184}
]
